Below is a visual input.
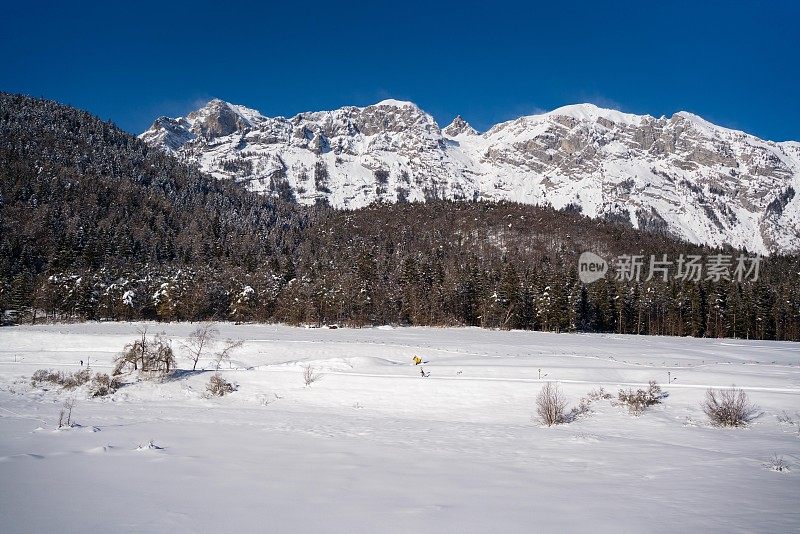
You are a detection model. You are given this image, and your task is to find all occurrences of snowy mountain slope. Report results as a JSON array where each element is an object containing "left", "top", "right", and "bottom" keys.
[{"left": 140, "top": 100, "right": 800, "bottom": 254}]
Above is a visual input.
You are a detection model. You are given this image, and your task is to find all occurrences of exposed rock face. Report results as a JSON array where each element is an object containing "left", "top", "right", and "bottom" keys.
[
  {"left": 186, "top": 98, "right": 252, "bottom": 138},
  {"left": 443, "top": 115, "right": 478, "bottom": 137},
  {"left": 140, "top": 100, "right": 800, "bottom": 254}
]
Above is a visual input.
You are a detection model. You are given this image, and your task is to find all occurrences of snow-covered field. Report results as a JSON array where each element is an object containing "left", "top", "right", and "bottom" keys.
[{"left": 0, "top": 323, "right": 798, "bottom": 533}]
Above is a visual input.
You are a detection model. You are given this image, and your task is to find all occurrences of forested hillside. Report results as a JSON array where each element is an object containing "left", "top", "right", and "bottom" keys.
[{"left": 2, "top": 93, "right": 799, "bottom": 340}]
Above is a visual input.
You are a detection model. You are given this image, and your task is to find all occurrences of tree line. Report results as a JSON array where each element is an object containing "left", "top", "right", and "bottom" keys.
[{"left": 2, "top": 93, "right": 799, "bottom": 340}]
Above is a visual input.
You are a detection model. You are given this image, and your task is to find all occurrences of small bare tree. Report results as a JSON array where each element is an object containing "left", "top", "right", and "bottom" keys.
[
  {"left": 151, "top": 334, "right": 177, "bottom": 373},
  {"left": 536, "top": 382, "right": 568, "bottom": 426},
  {"left": 134, "top": 325, "right": 149, "bottom": 370},
  {"left": 59, "top": 397, "right": 77, "bottom": 428},
  {"left": 212, "top": 339, "right": 244, "bottom": 371},
  {"left": 302, "top": 364, "right": 322, "bottom": 387},
  {"left": 180, "top": 323, "right": 219, "bottom": 371},
  {"left": 702, "top": 387, "right": 758, "bottom": 427},
  {"left": 114, "top": 332, "right": 175, "bottom": 376}
]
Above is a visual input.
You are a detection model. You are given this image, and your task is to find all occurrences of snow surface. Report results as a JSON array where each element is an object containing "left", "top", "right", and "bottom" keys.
[
  {"left": 1, "top": 323, "right": 798, "bottom": 533},
  {"left": 540, "top": 103, "right": 650, "bottom": 126},
  {"left": 373, "top": 99, "right": 417, "bottom": 108}
]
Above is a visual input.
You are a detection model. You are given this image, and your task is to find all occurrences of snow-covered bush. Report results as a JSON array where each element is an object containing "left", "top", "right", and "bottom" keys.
[
  {"left": 31, "top": 369, "right": 60, "bottom": 387},
  {"left": 206, "top": 373, "right": 237, "bottom": 397},
  {"left": 302, "top": 364, "right": 322, "bottom": 387},
  {"left": 536, "top": 382, "right": 568, "bottom": 426},
  {"left": 776, "top": 411, "right": 800, "bottom": 437},
  {"left": 32, "top": 368, "right": 119, "bottom": 397},
  {"left": 31, "top": 368, "right": 93, "bottom": 390},
  {"left": 702, "top": 387, "right": 757, "bottom": 427},
  {"left": 65, "top": 369, "right": 93, "bottom": 389},
  {"left": 590, "top": 387, "right": 614, "bottom": 402},
  {"left": 764, "top": 454, "right": 790, "bottom": 472},
  {"left": 568, "top": 387, "right": 613, "bottom": 419},
  {"left": 616, "top": 381, "right": 665, "bottom": 415},
  {"left": 89, "top": 373, "right": 118, "bottom": 397},
  {"left": 776, "top": 411, "right": 798, "bottom": 426}
]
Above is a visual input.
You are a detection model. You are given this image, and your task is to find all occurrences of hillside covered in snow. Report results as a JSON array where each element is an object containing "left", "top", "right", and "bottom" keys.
[{"left": 141, "top": 99, "right": 800, "bottom": 255}]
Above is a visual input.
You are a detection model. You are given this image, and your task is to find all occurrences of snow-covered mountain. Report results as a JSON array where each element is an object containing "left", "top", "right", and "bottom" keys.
[{"left": 140, "top": 99, "right": 800, "bottom": 254}]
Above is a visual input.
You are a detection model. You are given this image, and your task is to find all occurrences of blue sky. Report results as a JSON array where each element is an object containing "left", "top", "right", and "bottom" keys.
[{"left": 2, "top": 1, "right": 798, "bottom": 140}]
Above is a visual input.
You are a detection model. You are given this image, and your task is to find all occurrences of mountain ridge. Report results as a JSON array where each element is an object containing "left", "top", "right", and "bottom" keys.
[{"left": 140, "top": 98, "right": 800, "bottom": 255}]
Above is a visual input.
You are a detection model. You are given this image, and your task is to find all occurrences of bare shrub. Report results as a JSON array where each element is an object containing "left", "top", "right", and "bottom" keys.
[
  {"left": 32, "top": 368, "right": 118, "bottom": 397},
  {"left": 765, "top": 454, "right": 790, "bottom": 472},
  {"left": 702, "top": 387, "right": 758, "bottom": 427},
  {"left": 180, "top": 322, "right": 219, "bottom": 370},
  {"left": 31, "top": 369, "right": 60, "bottom": 387},
  {"left": 62, "top": 368, "right": 93, "bottom": 389},
  {"left": 586, "top": 387, "right": 613, "bottom": 402},
  {"left": 616, "top": 381, "right": 665, "bottom": 415},
  {"left": 89, "top": 373, "right": 118, "bottom": 397},
  {"left": 776, "top": 411, "right": 800, "bottom": 438},
  {"left": 536, "top": 382, "right": 568, "bottom": 426},
  {"left": 302, "top": 364, "right": 322, "bottom": 387},
  {"left": 776, "top": 411, "right": 797, "bottom": 425},
  {"left": 31, "top": 368, "right": 92, "bottom": 390},
  {"left": 568, "top": 387, "right": 613, "bottom": 420},
  {"left": 206, "top": 373, "right": 237, "bottom": 397}
]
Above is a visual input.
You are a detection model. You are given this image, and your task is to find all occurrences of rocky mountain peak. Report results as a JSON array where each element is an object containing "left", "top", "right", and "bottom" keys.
[
  {"left": 186, "top": 99, "right": 255, "bottom": 139},
  {"left": 443, "top": 115, "right": 478, "bottom": 137}
]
